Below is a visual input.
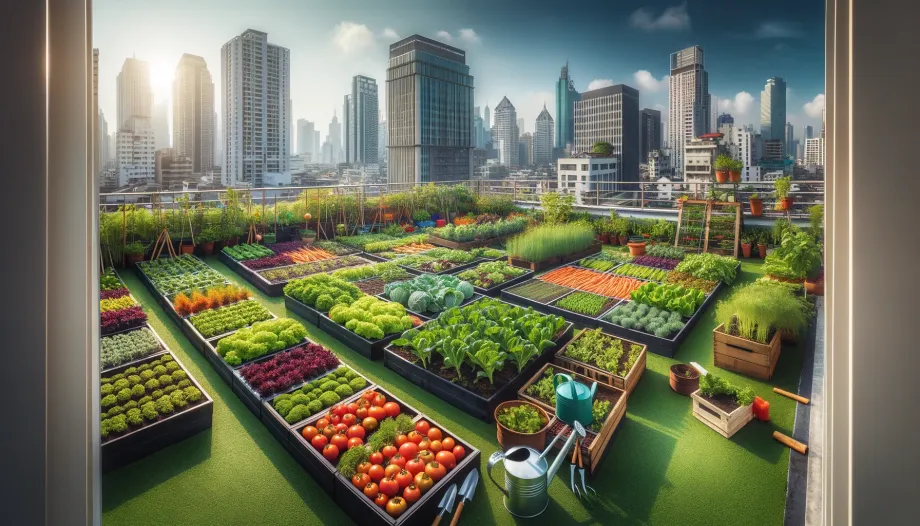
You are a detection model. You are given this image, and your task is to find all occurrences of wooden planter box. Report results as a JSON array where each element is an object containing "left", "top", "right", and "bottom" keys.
[
  {"left": 712, "top": 323, "right": 782, "bottom": 380},
  {"left": 691, "top": 390, "right": 753, "bottom": 438},
  {"left": 552, "top": 328, "right": 647, "bottom": 397},
  {"left": 507, "top": 242, "right": 602, "bottom": 272},
  {"left": 427, "top": 234, "right": 508, "bottom": 251},
  {"left": 519, "top": 363, "right": 627, "bottom": 476}
]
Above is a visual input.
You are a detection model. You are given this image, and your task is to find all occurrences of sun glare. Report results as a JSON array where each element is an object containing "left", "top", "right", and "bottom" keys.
[{"left": 148, "top": 59, "right": 174, "bottom": 102}]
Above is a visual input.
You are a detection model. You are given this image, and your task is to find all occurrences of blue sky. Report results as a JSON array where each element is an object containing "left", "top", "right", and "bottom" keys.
[{"left": 95, "top": 0, "right": 825, "bottom": 142}]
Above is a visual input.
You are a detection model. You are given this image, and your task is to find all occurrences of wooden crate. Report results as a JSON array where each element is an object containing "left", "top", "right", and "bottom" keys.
[
  {"left": 518, "top": 362, "right": 627, "bottom": 475},
  {"left": 552, "top": 328, "right": 646, "bottom": 396},
  {"left": 691, "top": 390, "right": 753, "bottom": 438},
  {"left": 544, "top": 405, "right": 626, "bottom": 476},
  {"left": 712, "top": 323, "right": 781, "bottom": 380}
]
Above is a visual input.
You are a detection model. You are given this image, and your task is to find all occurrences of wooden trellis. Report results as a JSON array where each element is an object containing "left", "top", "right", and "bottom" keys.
[{"left": 673, "top": 199, "right": 742, "bottom": 258}]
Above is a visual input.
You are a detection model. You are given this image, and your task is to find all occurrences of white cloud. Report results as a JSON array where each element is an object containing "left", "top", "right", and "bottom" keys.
[
  {"left": 754, "top": 21, "right": 802, "bottom": 39},
  {"left": 381, "top": 28, "right": 400, "bottom": 41},
  {"left": 587, "top": 79, "right": 614, "bottom": 91},
  {"left": 718, "top": 91, "right": 756, "bottom": 119},
  {"left": 804, "top": 94, "right": 825, "bottom": 118},
  {"left": 332, "top": 22, "right": 376, "bottom": 55},
  {"left": 435, "top": 29, "right": 481, "bottom": 45},
  {"left": 633, "top": 70, "right": 668, "bottom": 92},
  {"left": 630, "top": 2, "right": 691, "bottom": 31},
  {"left": 436, "top": 30, "right": 453, "bottom": 41}
]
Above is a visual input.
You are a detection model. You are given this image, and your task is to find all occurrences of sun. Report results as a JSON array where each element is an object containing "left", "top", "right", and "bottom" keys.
[{"left": 148, "top": 59, "right": 174, "bottom": 102}]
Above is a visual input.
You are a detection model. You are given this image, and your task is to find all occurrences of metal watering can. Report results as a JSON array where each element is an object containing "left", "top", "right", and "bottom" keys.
[
  {"left": 487, "top": 421, "right": 586, "bottom": 518},
  {"left": 553, "top": 373, "right": 597, "bottom": 426}
]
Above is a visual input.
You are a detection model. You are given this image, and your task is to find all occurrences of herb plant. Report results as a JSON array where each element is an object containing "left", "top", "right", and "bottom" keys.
[
  {"left": 100, "top": 327, "right": 162, "bottom": 370},
  {"left": 612, "top": 263, "right": 669, "bottom": 281},
  {"left": 563, "top": 329, "right": 641, "bottom": 376},
  {"left": 456, "top": 261, "right": 527, "bottom": 289},
  {"left": 505, "top": 280, "right": 572, "bottom": 303},
  {"left": 605, "top": 302, "right": 685, "bottom": 338},
  {"left": 699, "top": 372, "right": 755, "bottom": 407},
  {"left": 555, "top": 292, "right": 615, "bottom": 316},
  {"left": 506, "top": 223, "right": 595, "bottom": 262},
  {"left": 714, "top": 281, "right": 812, "bottom": 343},
  {"left": 497, "top": 404, "right": 546, "bottom": 434},
  {"left": 189, "top": 299, "right": 273, "bottom": 338}
]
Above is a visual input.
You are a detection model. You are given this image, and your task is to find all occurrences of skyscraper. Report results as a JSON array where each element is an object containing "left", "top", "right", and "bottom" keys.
[
  {"left": 555, "top": 61, "right": 580, "bottom": 151},
  {"left": 473, "top": 107, "right": 485, "bottom": 149},
  {"left": 785, "top": 122, "right": 795, "bottom": 157},
  {"left": 386, "top": 34, "right": 474, "bottom": 184},
  {"left": 533, "top": 104, "right": 554, "bottom": 165},
  {"left": 520, "top": 132, "right": 533, "bottom": 167},
  {"left": 804, "top": 125, "right": 814, "bottom": 140},
  {"left": 716, "top": 113, "right": 734, "bottom": 128},
  {"left": 329, "top": 112, "right": 342, "bottom": 164},
  {"left": 760, "top": 77, "right": 787, "bottom": 144},
  {"left": 343, "top": 95, "right": 353, "bottom": 162},
  {"left": 172, "top": 53, "right": 214, "bottom": 173},
  {"left": 378, "top": 120, "right": 387, "bottom": 165},
  {"left": 344, "top": 75, "right": 379, "bottom": 165},
  {"left": 574, "top": 84, "right": 640, "bottom": 183},
  {"left": 314, "top": 130, "right": 321, "bottom": 159},
  {"left": 668, "top": 46, "right": 710, "bottom": 175},
  {"left": 221, "top": 29, "right": 291, "bottom": 187},
  {"left": 296, "top": 119, "right": 309, "bottom": 155},
  {"left": 483, "top": 104, "right": 490, "bottom": 132},
  {"left": 640, "top": 108, "right": 662, "bottom": 162},
  {"left": 493, "top": 97, "right": 519, "bottom": 169},
  {"left": 517, "top": 117, "right": 525, "bottom": 136},
  {"left": 116, "top": 57, "right": 153, "bottom": 130},
  {"left": 93, "top": 48, "right": 100, "bottom": 178}
]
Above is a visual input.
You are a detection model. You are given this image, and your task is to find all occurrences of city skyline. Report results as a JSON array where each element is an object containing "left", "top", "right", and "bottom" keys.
[{"left": 94, "top": 0, "right": 825, "bottom": 148}]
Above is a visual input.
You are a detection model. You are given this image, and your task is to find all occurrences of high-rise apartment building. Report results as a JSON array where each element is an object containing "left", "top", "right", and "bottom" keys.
[
  {"left": 804, "top": 125, "right": 814, "bottom": 140},
  {"left": 533, "top": 104, "right": 554, "bottom": 165},
  {"left": 329, "top": 112, "right": 342, "bottom": 164},
  {"left": 517, "top": 117, "right": 525, "bottom": 136},
  {"left": 574, "top": 84, "right": 640, "bottom": 183},
  {"left": 155, "top": 148, "right": 194, "bottom": 188},
  {"left": 668, "top": 46, "right": 710, "bottom": 176},
  {"left": 99, "top": 112, "right": 109, "bottom": 168},
  {"left": 93, "top": 49, "right": 100, "bottom": 177},
  {"left": 640, "top": 108, "right": 662, "bottom": 163},
  {"left": 116, "top": 117, "right": 156, "bottom": 187},
  {"left": 730, "top": 127, "right": 762, "bottom": 182},
  {"left": 116, "top": 57, "right": 153, "bottom": 130},
  {"left": 760, "top": 77, "right": 787, "bottom": 144},
  {"left": 172, "top": 54, "right": 214, "bottom": 174},
  {"left": 805, "top": 137, "right": 825, "bottom": 167},
  {"left": 520, "top": 132, "right": 533, "bottom": 167},
  {"left": 378, "top": 120, "right": 387, "bottom": 164},
  {"left": 784, "top": 121, "right": 795, "bottom": 157},
  {"left": 297, "top": 119, "right": 315, "bottom": 156},
  {"left": 152, "top": 99, "right": 170, "bottom": 150},
  {"left": 763, "top": 139, "right": 785, "bottom": 161},
  {"left": 344, "top": 75, "right": 379, "bottom": 165},
  {"left": 386, "top": 35, "right": 474, "bottom": 184},
  {"left": 221, "top": 29, "right": 291, "bottom": 187},
  {"left": 555, "top": 62, "right": 580, "bottom": 152},
  {"left": 493, "top": 97, "right": 519, "bottom": 169}
]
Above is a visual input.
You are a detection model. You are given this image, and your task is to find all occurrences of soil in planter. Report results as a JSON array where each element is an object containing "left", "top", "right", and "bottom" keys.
[
  {"left": 355, "top": 278, "right": 385, "bottom": 296},
  {"left": 671, "top": 364, "right": 699, "bottom": 379},
  {"left": 411, "top": 259, "right": 460, "bottom": 273},
  {"left": 699, "top": 393, "right": 740, "bottom": 414}
]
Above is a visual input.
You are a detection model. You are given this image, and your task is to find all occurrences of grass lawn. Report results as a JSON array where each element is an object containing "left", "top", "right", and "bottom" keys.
[{"left": 102, "top": 254, "right": 803, "bottom": 526}]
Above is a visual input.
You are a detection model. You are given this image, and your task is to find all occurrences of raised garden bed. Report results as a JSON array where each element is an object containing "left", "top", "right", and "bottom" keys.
[
  {"left": 100, "top": 350, "right": 213, "bottom": 472},
  {"left": 383, "top": 298, "right": 574, "bottom": 422},
  {"left": 202, "top": 318, "right": 309, "bottom": 386},
  {"left": 182, "top": 306, "right": 278, "bottom": 356},
  {"left": 427, "top": 233, "right": 509, "bottom": 251},
  {"left": 507, "top": 241, "right": 605, "bottom": 272},
  {"left": 319, "top": 311, "right": 404, "bottom": 361},
  {"left": 712, "top": 323, "right": 782, "bottom": 380},
  {"left": 450, "top": 260, "right": 533, "bottom": 296},
  {"left": 100, "top": 323, "right": 168, "bottom": 372},
  {"left": 235, "top": 254, "right": 378, "bottom": 296},
  {"left": 691, "top": 389, "right": 753, "bottom": 438},
  {"left": 518, "top": 362, "right": 627, "bottom": 476},
  {"left": 552, "top": 328, "right": 646, "bottom": 396}
]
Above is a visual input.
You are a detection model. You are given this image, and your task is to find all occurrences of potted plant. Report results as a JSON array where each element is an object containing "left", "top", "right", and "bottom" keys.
[
  {"left": 762, "top": 231, "right": 823, "bottom": 283},
  {"left": 412, "top": 210, "right": 431, "bottom": 226},
  {"left": 335, "top": 223, "right": 346, "bottom": 237},
  {"left": 757, "top": 232, "right": 768, "bottom": 259},
  {"left": 729, "top": 159, "right": 743, "bottom": 183},
  {"left": 614, "top": 217, "right": 630, "bottom": 246},
  {"left": 123, "top": 241, "right": 147, "bottom": 266},
  {"left": 669, "top": 364, "right": 700, "bottom": 396},
  {"left": 198, "top": 226, "right": 220, "bottom": 256},
  {"left": 494, "top": 400, "right": 551, "bottom": 451},
  {"left": 626, "top": 236, "right": 647, "bottom": 256},
  {"left": 262, "top": 232, "right": 276, "bottom": 244},
  {"left": 774, "top": 176, "right": 793, "bottom": 210},
  {"left": 300, "top": 228, "right": 317, "bottom": 244},
  {"left": 749, "top": 193, "right": 764, "bottom": 217},
  {"left": 714, "top": 154, "right": 733, "bottom": 184},
  {"left": 740, "top": 234, "right": 753, "bottom": 258}
]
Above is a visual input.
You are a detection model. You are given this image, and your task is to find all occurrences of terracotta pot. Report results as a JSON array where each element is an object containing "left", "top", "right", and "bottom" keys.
[
  {"left": 618, "top": 234, "right": 628, "bottom": 245},
  {"left": 669, "top": 364, "right": 700, "bottom": 396},
  {"left": 601, "top": 233, "right": 611, "bottom": 244},
  {"left": 729, "top": 170, "right": 742, "bottom": 183},
  {"left": 180, "top": 244, "right": 195, "bottom": 255},
  {"left": 757, "top": 243, "right": 768, "bottom": 259},
  {"left": 715, "top": 170, "right": 730, "bottom": 183},
  {"left": 750, "top": 198, "right": 764, "bottom": 216},
  {"left": 200, "top": 241, "right": 215, "bottom": 256},
  {"left": 778, "top": 197, "right": 794, "bottom": 210},
  {"left": 227, "top": 236, "right": 239, "bottom": 247},
  {"left": 494, "top": 400, "right": 550, "bottom": 452},
  {"left": 741, "top": 243, "right": 752, "bottom": 258},
  {"left": 627, "top": 241, "right": 647, "bottom": 256},
  {"left": 301, "top": 236, "right": 315, "bottom": 244},
  {"left": 804, "top": 279, "right": 824, "bottom": 296},
  {"left": 124, "top": 253, "right": 145, "bottom": 267}
]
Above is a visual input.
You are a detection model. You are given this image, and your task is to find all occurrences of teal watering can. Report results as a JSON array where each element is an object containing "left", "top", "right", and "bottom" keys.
[{"left": 553, "top": 373, "right": 596, "bottom": 426}]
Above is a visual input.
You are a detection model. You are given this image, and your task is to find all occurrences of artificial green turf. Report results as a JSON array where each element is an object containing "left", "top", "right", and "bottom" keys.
[{"left": 102, "top": 255, "right": 804, "bottom": 526}]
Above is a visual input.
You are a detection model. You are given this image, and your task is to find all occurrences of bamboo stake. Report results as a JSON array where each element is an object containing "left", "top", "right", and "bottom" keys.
[
  {"left": 772, "top": 431, "right": 808, "bottom": 455},
  {"left": 772, "top": 387, "right": 810, "bottom": 405}
]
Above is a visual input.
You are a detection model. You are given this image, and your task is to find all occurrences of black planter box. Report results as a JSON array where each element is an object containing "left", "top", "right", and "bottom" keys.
[
  {"left": 203, "top": 333, "right": 308, "bottom": 389},
  {"left": 331, "top": 412, "right": 481, "bottom": 526},
  {"left": 374, "top": 292, "right": 481, "bottom": 322},
  {"left": 358, "top": 252, "right": 389, "bottom": 263},
  {"left": 397, "top": 259, "right": 481, "bottom": 277},
  {"left": 383, "top": 317, "right": 574, "bottom": 422},
  {"left": 283, "top": 294, "right": 323, "bottom": 327},
  {"left": 101, "top": 350, "right": 214, "bottom": 472},
  {"left": 100, "top": 323, "right": 170, "bottom": 374},
  {"left": 457, "top": 267, "right": 534, "bottom": 297},
  {"left": 318, "top": 313, "right": 402, "bottom": 361},
  {"left": 246, "top": 255, "right": 381, "bottom": 297},
  {"left": 182, "top": 305, "right": 277, "bottom": 356},
  {"left": 542, "top": 289, "right": 623, "bottom": 329}
]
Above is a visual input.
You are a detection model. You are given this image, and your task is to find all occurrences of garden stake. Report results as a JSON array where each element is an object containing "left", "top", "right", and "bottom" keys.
[
  {"left": 773, "top": 431, "right": 808, "bottom": 455},
  {"left": 772, "top": 387, "right": 810, "bottom": 405}
]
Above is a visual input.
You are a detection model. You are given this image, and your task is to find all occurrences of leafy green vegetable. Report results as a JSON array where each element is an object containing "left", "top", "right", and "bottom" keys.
[
  {"left": 699, "top": 372, "right": 755, "bottom": 407},
  {"left": 555, "top": 292, "right": 613, "bottom": 316},
  {"left": 674, "top": 253, "right": 738, "bottom": 284},
  {"left": 762, "top": 231, "right": 822, "bottom": 280},
  {"left": 384, "top": 273, "right": 472, "bottom": 314},
  {"left": 605, "top": 302, "right": 685, "bottom": 338},
  {"left": 630, "top": 282, "right": 705, "bottom": 317},
  {"left": 497, "top": 404, "right": 546, "bottom": 434}
]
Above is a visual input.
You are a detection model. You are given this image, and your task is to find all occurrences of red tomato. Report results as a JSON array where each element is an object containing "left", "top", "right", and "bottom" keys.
[
  {"left": 407, "top": 431, "right": 424, "bottom": 445},
  {"left": 329, "top": 413, "right": 341, "bottom": 426},
  {"left": 368, "top": 464, "right": 385, "bottom": 482},
  {"left": 322, "top": 425, "right": 337, "bottom": 439},
  {"left": 395, "top": 469, "right": 414, "bottom": 489},
  {"left": 436, "top": 451, "right": 457, "bottom": 470},
  {"left": 331, "top": 433, "right": 349, "bottom": 451},
  {"left": 405, "top": 456, "right": 425, "bottom": 476},
  {"left": 348, "top": 437, "right": 364, "bottom": 449},
  {"left": 362, "top": 417, "right": 378, "bottom": 432},
  {"left": 399, "top": 442, "right": 418, "bottom": 459},
  {"left": 357, "top": 461, "right": 372, "bottom": 474},
  {"left": 333, "top": 404, "right": 349, "bottom": 417},
  {"left": 417, "top": 450, "right": 435, "bottom": 464},
  {"left": 383, "top": 401, "right": 401, "bottom": 417},
  {"left": 362, "top": 390, "right": 378, "bottom": 403},
  {"left": 352, "top": 472, "right": 370, "bottom": 489},
  {"left": 429, "top": 440, "right": 443, "bottom": 453},
  {"left": 334, "top": 423, "right": 349, "bottom": 434},
  {"left": 395, "top": 434, "right": 409, "bottom": 447},
  {"left": 388, "top": 453, "right": 407, "bottom": 469},
  {"left": 384, "top": 464, "right": 402, "bottom": 479},
  {"left": 414, "top": 472, "right": 434, "bottom": 493},
  {"left": 379, "top": 477, "right": 400, "bottom": 497},
  {"left": 425, "top": 461, "right": 446, "bottom": 481},
  {"left": 302, "top": 426, "right": 319, "bottom": 441},
  {"left": 369, "top": 452, "right": 384, "bottom": 465},
  {"left": 415, "top": 420, "right": 430, "bottom": 436},
  {"left": 427, "top": 427, "right": 443, "bottom": 441},
  {"left": 311, "top": 434, "right": 328, "bottom": 450},
  {"left": 382, "top": 445, "right": 398, "bottom": 460},
  {"left": 363, "top": 482, "right": 379, "bottom": 499},
  {"left": 374, "top": 492, "right": 389, "bottom": 508},
  {"left": 403, "top": 484, "right": 421, "bottom": 504},
  {"left": 368, "top": 406, "right": 387, "bottom": 421},
  {"left": 418, "top": 439, "right": 431, "bottom": 452},
  {"left": 316, "top": 418, "right": 329, "bottom": 429},
  {"left": 346, "top": 402, "right": 359, "bottom": 414},
  {"left": 372, "top": 393, "right": 387, "bottom": 407},
  {"left": 342, "top": 414, "right": 357, "bottom": 427},
  {"left": 452, "top": 445, "right": 466, "bottom": 462},
  {"left": 347, "top": 425, "right": 366, "bottom": 439},
  {"left": 386, "top": 496, "right": 407, "bottom": 518},
  {"left": 322, "top": 444, "right": 339, "bottom": 461},
  {"left": 356, "top": 406, "right": 368, "bottom": 420},
  {"left": 441, "top": 437, "right": 455, "bottom": 450}
]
